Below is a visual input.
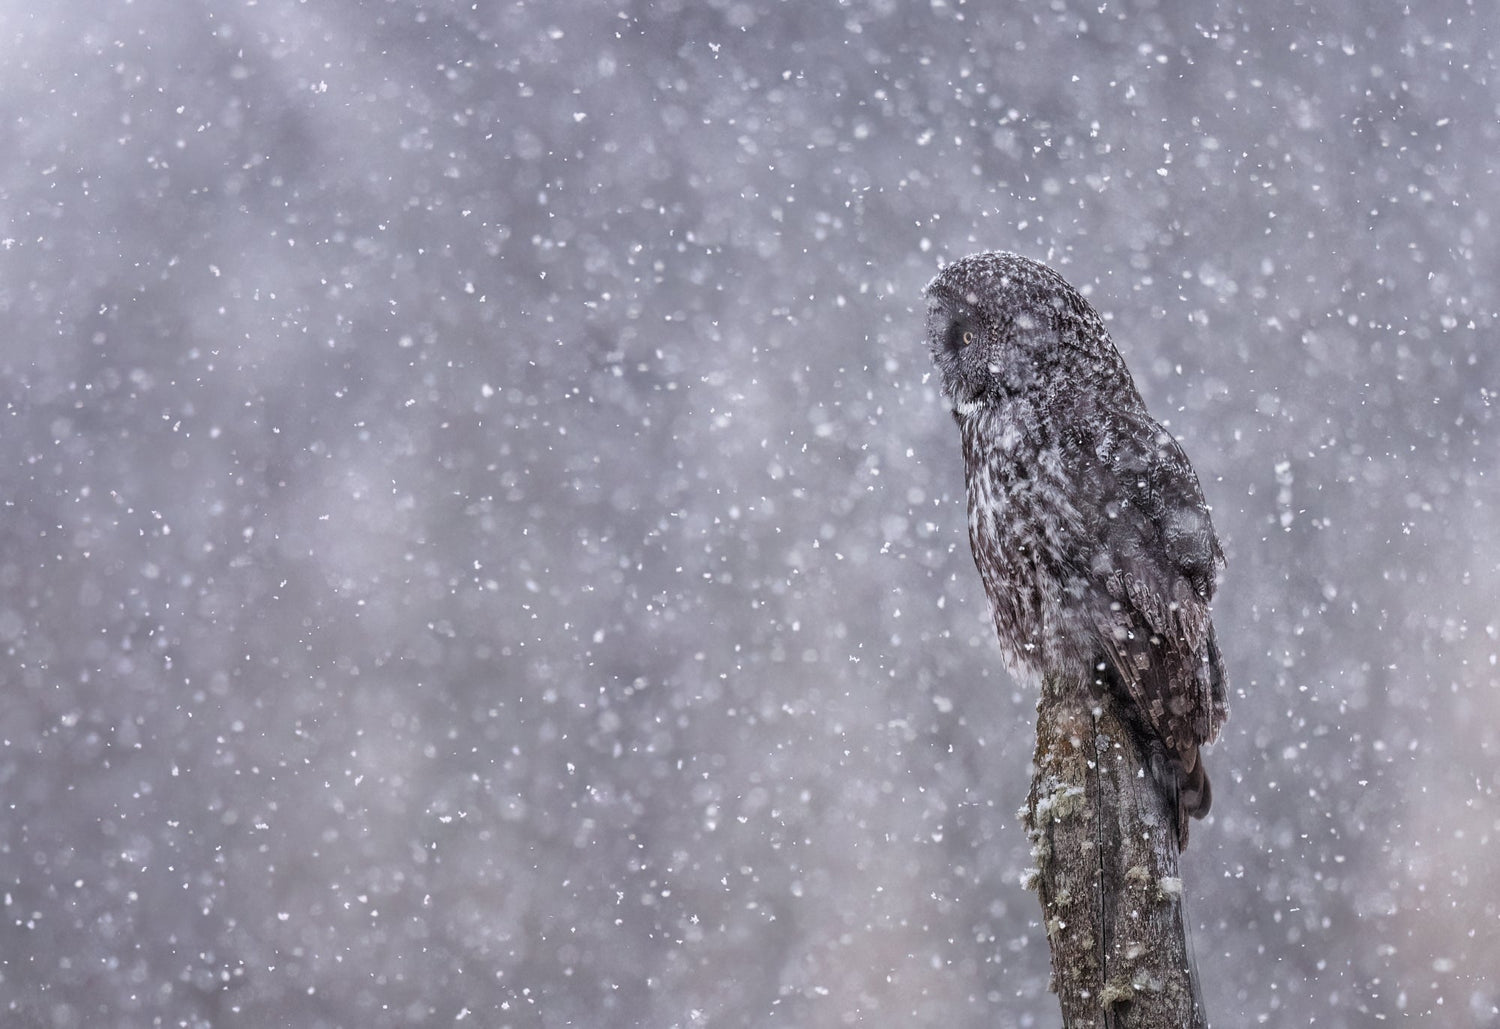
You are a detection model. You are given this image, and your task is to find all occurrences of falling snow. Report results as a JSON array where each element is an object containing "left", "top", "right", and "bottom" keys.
[{"left": 2, "top": 2, "right": 1498, "bottom": 1027}]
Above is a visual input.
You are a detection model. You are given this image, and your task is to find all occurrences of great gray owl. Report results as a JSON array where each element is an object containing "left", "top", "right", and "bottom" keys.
[{"left": 924, "top": 251, "right": 1228, "bottom": 849}]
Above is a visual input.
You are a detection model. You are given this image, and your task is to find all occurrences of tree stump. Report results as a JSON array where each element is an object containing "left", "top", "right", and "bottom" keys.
[{"left": 1022, "top": 672, "right": 1207, "bottom": 1028}]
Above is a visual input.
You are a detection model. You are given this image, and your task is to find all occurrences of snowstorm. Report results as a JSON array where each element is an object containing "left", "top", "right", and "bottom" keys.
[{"left": 2, "top": 1, "right": 1497, "bottom": 1025}]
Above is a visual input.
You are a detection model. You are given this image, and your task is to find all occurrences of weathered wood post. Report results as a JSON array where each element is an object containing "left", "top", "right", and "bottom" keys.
[{"left": 1022, "top": 672, "right": 1207, "bottom": 1028}]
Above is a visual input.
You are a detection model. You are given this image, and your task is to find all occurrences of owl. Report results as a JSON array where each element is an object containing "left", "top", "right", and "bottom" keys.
[{"left": 924, "top": 251, "right": 1228, "bottom": 849}]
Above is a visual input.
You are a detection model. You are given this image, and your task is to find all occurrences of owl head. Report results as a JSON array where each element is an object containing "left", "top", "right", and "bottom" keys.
[{"left": 923, "top": 251, "right": 1112, "bottom": 414}]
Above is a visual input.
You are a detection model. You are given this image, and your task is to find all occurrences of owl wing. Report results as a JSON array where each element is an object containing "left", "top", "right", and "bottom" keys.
[
  {"left": 1084, "top": 413, "right": 1227, "bottom": 759},
  {"left": 1094, "top": 556, "right": 1224, "bottom": 756}
]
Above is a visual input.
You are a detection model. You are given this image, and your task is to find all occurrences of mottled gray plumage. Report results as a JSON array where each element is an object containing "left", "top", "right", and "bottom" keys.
[{"left": 925, "top": 251, "right": 1228, "bottom": 849}]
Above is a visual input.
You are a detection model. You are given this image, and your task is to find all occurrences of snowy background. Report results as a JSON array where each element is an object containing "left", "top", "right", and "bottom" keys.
[{"left": 3, "top": 1, "right": 1498, "bottom": 1025}]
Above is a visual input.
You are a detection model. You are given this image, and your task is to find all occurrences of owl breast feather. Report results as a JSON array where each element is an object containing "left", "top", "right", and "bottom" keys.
[{"left": 959, "top": 402, "right": 1098, "bottom": 677}]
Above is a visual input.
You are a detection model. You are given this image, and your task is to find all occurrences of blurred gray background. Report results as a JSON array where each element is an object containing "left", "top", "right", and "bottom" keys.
[{"left": 2, "top": 1, "right": 1497, "bottom": 1026}]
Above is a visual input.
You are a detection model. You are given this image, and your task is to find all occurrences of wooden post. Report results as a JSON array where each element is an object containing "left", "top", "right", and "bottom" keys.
[{"left": 1022, "top": 672, "right": 1207, "bottom": 1028}]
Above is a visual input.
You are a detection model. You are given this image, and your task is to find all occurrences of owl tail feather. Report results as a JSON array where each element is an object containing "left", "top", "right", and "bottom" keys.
[{"left": 1149, "top": 745, "right": 1213, "bottom": 851}]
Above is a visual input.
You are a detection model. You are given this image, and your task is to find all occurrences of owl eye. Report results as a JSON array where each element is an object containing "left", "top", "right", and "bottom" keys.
[{"left": 943, "top": 320, "right": 977, "bottom": 354}]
